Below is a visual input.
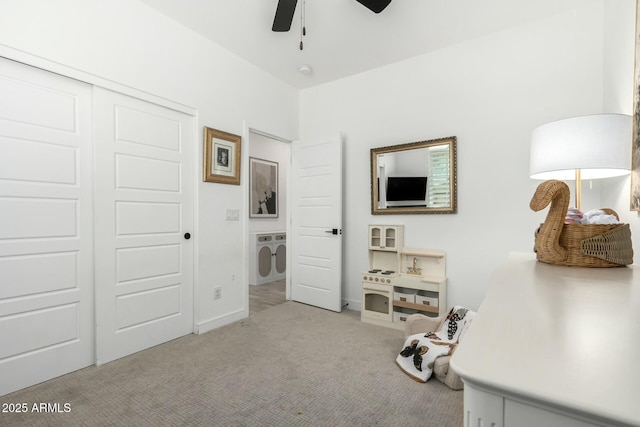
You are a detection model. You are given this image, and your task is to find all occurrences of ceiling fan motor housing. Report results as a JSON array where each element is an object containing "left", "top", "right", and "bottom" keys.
[
  {"left": 356, "top": 0, "right": 392, "bottom": 13},
  {"left": 272, "top": 0, "right": 392, "bottom": 32}
]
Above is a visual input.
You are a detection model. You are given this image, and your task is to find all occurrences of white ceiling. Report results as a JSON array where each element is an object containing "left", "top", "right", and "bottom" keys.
[{"left": 139, "top": 0, "right": 594, "bottom": 89}]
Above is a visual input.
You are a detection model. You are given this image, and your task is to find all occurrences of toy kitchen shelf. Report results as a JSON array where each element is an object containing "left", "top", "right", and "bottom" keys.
[{"left": 361, "top": 225, "right": 447, "bottom": 330}]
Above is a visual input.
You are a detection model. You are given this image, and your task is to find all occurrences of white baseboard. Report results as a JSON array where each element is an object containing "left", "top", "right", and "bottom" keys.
[
  {"left": 342, "top": 298, "right": 361, "bottom": 312},
  {"left": 195, "top": 309, "right": 248, "bottom": 334}
]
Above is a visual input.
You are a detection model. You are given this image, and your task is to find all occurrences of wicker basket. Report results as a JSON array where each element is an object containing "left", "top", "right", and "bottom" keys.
[{"left": 530, "top": 180, "right": 633, "bottom": 267}]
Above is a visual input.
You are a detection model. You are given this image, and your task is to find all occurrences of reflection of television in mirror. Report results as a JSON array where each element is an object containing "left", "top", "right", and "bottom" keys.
[{"left": 386, "top": 177, "right": 427, "bottom": 201}]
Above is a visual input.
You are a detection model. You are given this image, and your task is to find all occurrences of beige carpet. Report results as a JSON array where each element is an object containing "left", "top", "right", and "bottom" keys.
[{"left": 0, "top": 301, "right": 463, "bottom": 426}]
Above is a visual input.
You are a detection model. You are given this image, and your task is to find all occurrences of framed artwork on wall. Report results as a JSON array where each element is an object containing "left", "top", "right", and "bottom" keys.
[
  {"left": 631, "top": 0, "right": 640, "bottom": 210},
  {"left": 203, "top": 127, "right": 241, "bottom": 185},
  {"left": 249, "top": 157, "right": 278, "bottom": 218}
]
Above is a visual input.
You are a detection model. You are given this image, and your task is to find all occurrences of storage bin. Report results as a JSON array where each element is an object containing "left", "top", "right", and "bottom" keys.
[
  {"left": 394, "top": 287, "right": 416, "bottom": 303},
  {"left": 416, "top": 294, "right": 438, "bottom": 307},
  {"left": 393, "top": 309, "right": 417, "bottom": 324}
]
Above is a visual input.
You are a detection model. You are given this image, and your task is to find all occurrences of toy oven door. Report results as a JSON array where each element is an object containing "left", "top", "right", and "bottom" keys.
[{"left": 361, "top": 282, "right": 392, "bottom": 322}]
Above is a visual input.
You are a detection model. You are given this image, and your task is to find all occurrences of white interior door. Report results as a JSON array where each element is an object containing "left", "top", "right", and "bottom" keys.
[
  {"left": 94, "top": 88, "right": 194, "bottom": 365},
  {"left": 290, "top": 136, "right": 343, "bottom": 312},
  {"left": 0, "top": 58, "right": 94, "bottom": 395}
]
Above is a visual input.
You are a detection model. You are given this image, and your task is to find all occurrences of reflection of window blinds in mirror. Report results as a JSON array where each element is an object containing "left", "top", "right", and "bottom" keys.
[{"left": 428, "top": 146, "right": 450, "bottom": 207}]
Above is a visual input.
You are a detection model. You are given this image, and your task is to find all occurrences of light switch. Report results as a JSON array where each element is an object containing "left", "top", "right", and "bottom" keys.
[{"left": 226, "top": 209, "right": 239, "bottom": 221}]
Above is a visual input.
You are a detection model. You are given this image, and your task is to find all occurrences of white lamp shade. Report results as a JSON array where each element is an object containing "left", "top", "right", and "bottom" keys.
[{"left": 530, "top": 114, "right": 631, "bottom": 180}]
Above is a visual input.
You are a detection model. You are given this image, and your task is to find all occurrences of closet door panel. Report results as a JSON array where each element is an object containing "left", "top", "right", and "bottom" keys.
[
  {"left": 0, "top": 72, "right": 76, "bottom": 131},
  {"left": 0, "top": 135, "right": 77, "bottom": 183},
  {"left": 116, "top": 154, "right": 180, "bottom": 192},
  {"left": 116, "top": 244, "right": 181, "bottom": 282},
  {"left": 116, "top": 201, "right": 181, "bottom": 235},
  {"left": 114, "top": 104, "right": 181, "bottom": 151},
  {"left": 0, "top": 252, "right": 77, "bottom": 298}
]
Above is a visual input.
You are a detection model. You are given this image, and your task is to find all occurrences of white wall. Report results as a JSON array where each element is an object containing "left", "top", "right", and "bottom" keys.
[
  {"left": 300, "top": 2, "right": 611, "bottom": 311},
  {"left": 0, "top": 0, "right": 299, "bottom": 331}
]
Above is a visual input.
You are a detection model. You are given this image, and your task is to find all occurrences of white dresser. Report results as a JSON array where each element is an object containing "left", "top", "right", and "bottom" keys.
[{"left": 451, "top": 253, "right": 640, "bottom": 427}]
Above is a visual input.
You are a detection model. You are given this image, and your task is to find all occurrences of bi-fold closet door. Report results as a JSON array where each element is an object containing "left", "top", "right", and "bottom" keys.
[{"left": 0, "top": 58, "right": 194, "bottom": 396}]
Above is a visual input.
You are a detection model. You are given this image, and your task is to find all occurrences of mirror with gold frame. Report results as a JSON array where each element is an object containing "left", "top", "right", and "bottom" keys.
[{"left": 371, "top": 136, "right": 457, "bottom": 215}]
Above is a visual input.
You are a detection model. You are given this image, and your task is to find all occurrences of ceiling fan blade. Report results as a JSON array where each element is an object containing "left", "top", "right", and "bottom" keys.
[
  {"left": 272, "top": 0, "right": 298, "bottom": 32},
  {"left": 356, "top": 0, "right": 392, "bottom": 13}
]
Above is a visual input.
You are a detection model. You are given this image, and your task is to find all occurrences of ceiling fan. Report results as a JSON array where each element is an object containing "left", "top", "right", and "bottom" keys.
[{"left": 272, "top": 0, "right": 392, "bottom": 32}]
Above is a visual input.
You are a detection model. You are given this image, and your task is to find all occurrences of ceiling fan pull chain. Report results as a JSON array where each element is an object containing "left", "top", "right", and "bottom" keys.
[{"left": 300, "top": 0, "right": 306, "bottom": 50}]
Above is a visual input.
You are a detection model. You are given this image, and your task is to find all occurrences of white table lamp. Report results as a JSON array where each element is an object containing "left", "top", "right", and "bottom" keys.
[{"left": 529, "top": 114, "right": 631, "bottom": 209}]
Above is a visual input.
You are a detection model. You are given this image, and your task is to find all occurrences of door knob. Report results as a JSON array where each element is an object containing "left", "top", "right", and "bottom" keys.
[{"left": 184, "top": 233, "right": 191, "bottom": 240}]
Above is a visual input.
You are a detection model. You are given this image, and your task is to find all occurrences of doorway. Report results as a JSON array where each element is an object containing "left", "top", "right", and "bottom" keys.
[{"left": 247, "top": 130, "right": 290, "bottom": 315}]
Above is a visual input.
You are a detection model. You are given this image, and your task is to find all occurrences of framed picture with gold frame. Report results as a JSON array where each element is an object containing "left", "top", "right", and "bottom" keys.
[{"left": 203, "top": 127, "right": 241, "bottom": 185}]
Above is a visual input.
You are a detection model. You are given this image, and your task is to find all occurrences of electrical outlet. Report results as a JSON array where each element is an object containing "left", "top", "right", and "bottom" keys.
[{"left": 214, "top": 286, "right": 222, "bottom": 300}]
